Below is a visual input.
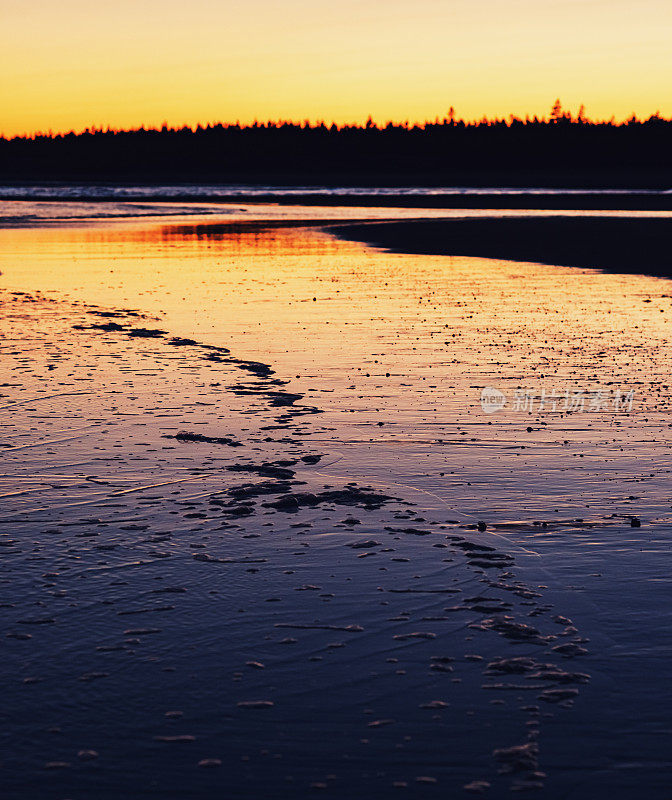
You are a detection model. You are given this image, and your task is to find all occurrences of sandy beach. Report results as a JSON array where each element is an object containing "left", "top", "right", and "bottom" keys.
[
  {"left": 5, "top": 0, "right": 672, "bottom": 793},
  {"left": 1, "top": 203, "right": 671, "bottom": 798}
]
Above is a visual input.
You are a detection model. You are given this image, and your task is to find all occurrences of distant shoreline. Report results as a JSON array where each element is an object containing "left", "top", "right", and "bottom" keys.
[
  {"left": 2, "top": 190, "right": 672, "bottom": 211},
  {"left": 4, "top": 115, "right": 672, "bottom": 192},
  {"left": 330, "top": 216, "right": 672, "bottom": 278}
]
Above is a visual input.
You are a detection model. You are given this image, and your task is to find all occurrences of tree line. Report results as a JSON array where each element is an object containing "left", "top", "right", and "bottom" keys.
[{"left": 2, "top": 102, "right": 671, "bottom": 186}]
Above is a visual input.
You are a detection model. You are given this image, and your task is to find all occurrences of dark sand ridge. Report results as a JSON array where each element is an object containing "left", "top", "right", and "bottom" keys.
[{"left": 330, "top": 216, "right": 672, "bottom": 277}]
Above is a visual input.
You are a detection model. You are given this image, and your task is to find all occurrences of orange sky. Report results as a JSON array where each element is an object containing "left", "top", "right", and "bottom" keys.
[{"left": 2, "top": 0, "right": 671, "bottom": 137}]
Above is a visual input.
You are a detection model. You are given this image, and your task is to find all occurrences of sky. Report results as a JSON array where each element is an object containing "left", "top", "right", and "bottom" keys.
[{"left": 2, "top": 0, "right": 672, "bottom": 137}]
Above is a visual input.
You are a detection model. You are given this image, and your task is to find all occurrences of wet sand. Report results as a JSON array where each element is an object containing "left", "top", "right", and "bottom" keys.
[
  {"left": 1, "top": 207, "right": 671, "bottom": 798},
  {"left": 0, "top": 291, "right": 580, "bottom": 798}
]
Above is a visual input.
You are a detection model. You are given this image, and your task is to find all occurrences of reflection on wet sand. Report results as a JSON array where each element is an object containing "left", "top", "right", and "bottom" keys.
[{"left": 0, "top": 209, "right": 671, "bottom": 798}]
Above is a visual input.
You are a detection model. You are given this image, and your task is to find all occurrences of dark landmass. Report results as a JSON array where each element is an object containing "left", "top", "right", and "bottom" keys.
[
  {"left": 3, "top": 113, "right": 672, "bottom": 188},
  {"left": 331, "top": 217, "right": 672, "bottom": 277}
]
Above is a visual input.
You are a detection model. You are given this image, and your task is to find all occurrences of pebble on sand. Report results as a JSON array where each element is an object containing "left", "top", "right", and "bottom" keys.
[
  {"left": 237, "top": 700, "right": 274, "bottom": 709},
  {"left": 463, "top": 780, "right": 491, "bottom": 793}
]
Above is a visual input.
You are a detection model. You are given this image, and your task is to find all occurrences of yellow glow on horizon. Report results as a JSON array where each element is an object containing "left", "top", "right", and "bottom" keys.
[{"left": 2, "top": 0, "right": 672, "bottom": 137}]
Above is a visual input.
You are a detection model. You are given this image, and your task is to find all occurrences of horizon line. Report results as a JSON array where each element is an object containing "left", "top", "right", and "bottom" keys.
[{"left": 4, "top": 101, "right": 672, "bottom": 141}]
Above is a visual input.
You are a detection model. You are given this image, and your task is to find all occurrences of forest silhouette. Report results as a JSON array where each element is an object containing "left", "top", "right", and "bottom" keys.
[{"left": 2, "top": 102, "right": 672, "bottom": 187}]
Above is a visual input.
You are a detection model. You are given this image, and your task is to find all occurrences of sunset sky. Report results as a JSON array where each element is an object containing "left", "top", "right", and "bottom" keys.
[{"left": 2, "top": 0, "right": 671, "bottom": 137}]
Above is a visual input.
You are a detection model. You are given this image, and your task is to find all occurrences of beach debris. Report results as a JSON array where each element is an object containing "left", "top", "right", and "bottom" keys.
[
  {"left": 493, "top": 742, "right": 539, "bottom": 773},
  {"left": 168, "top": 337, "right": 199, "bottom": 346},
  {"left": 551, "top": 642, "right": 588, "bottom": 657},
  {"left": 275, "top": 623, "right": 363, "bottom": 632},
  {"left": 166, "top": 431, "right": 243, "bottom": 447},
  {"left": 419, "top": 700, "right": 449, "bottom": 709},
  {"left": 463, "top": 781, "right": 491, "bottom": 794},
  {"left": 228, "top": 462, "right": 296, "bottom": 480},
  {"left": 486, "top": 657, "right": 589, "bottom": 684},
  {"left": 236, "top": 700, "right": 274, "bottom": 709},
  {"left": 264, "top": 486, "right": 396, "bottom": 511},
  {"left": 469, "top": 616, "right": 551, "bottom": 644},
  {"left": 538, "top": 687, "right": 579, "bottom": 703},
  {"left": 368, "top": 719, "right": 395, "bottom": 728},
  {"left": 193, "top": 554, "right": 266, "bottom": 564},
  {"left": 198, "top": 758, "right": 222, "bottom": 768},
  {"left": 154, "top": 735, "right": 196, "bottom": 743},
  {"left": 78, "top": 672, "right": 109, "bottom": 682},
  {"left": 127, "top": 327, "right": 166, "bottom": 338},
  {"left": 122, "top": 628, "right": 162, "bottom": 636}
]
